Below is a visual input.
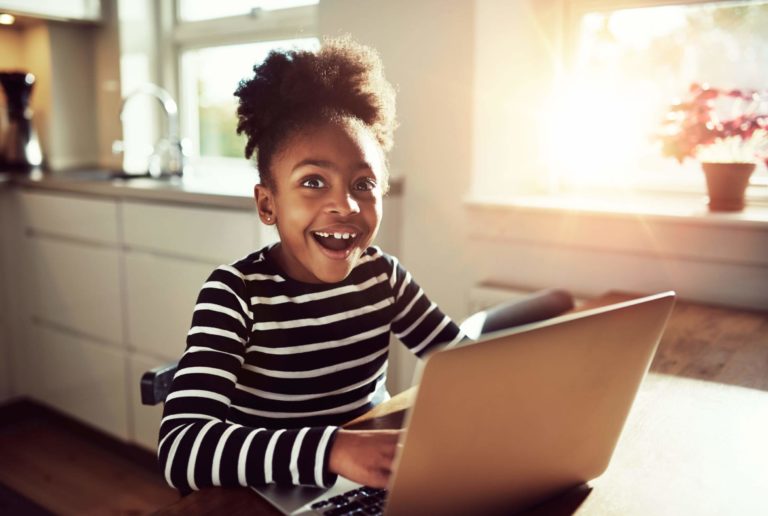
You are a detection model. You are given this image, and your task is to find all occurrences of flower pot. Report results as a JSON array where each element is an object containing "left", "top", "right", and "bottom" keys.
[{"left": 700, "top": 162, "right": 756, "bottom": 212}]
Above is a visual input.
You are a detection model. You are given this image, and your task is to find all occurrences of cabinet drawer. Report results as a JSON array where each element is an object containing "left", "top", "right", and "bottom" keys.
[
  {"left": 125, "top": 251, "right": 214, "bottom": 360},
  {"left": 19, "top": 191, "right": 119, "bottom": 244},
  {"left": 27, "top": 236, "right": 123, "bottom": 345},
  {"left": 18, "top": 324, "right": 129, "bottom": 440},
  {"left": 122, "top": 201, "right": 271, "bottom": 263}
]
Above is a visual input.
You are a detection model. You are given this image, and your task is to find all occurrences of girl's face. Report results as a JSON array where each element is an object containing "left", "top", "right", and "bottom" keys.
[{"left": 254, "top": 119, "right": 386, "bottom": 283}]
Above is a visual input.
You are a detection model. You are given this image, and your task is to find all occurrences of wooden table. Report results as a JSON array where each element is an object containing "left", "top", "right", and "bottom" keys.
[{"left": 154, "top": 295, "right": 768, "bottom": 515}]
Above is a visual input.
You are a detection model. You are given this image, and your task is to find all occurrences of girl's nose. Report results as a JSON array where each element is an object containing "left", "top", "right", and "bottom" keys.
[{"left": 328, "top": 189, "right": 360, "bottom": 215}]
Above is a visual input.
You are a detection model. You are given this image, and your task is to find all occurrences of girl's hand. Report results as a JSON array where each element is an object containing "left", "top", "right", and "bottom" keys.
[{"left": 328, "top": 429, "right": 403, "bottom": 488}]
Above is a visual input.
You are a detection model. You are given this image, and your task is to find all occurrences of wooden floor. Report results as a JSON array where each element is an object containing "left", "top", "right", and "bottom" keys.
[
  {"left": 651, "top": 299, "right": 768, "bottom": 391},
  {"left": 0, "top": 403, "right": 179, "bottom": 515},
  {"left": 0, "top": 294, "right": 766, "bottom": 515},
  {"left": 602, "top": 292, "right": 768, "bottom": 392}
]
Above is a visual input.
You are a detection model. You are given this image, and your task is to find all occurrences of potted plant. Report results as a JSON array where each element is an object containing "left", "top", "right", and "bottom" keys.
[{"left": 658, "top": 83, "right": 768, "bottom": 211}]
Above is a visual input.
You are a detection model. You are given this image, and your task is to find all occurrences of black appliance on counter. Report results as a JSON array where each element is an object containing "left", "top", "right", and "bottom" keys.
[{"left": 0, "top": 71, "right": 43, "bottom": 171}]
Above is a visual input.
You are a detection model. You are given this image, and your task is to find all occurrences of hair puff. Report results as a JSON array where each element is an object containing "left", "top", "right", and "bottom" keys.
[{"left": 234, "top": 36, "right": 397, "bottom": 187}]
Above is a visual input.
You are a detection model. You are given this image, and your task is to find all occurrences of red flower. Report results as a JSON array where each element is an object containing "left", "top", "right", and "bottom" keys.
[{"left": 657, "top": 83, "right": 768, "bottom": 164}]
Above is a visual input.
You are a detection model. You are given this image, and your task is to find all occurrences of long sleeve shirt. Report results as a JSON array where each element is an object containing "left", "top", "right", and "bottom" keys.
[{"left": 158, "top": 245, "right": 464, "bottom": 493}]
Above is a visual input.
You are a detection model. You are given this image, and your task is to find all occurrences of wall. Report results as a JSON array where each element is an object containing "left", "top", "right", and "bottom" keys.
[
  {"left": 319, "top": 0, "right": 475, "bottom": 321},
  {"left": 47, "top": 22, "right": 99, "bottom": 169},
  {"left": 0, "top": 26, "right": 24, "bottom": 69},
  {"left": 0, "top": 17, "right": 114, "bottom": 171},
  {"left": 93, "top": 0, "right": 122, "bottom": 169},
  {"left": 468, "top": 201, "right": 768, "bottom": 310},
  {"left": 472, "top": 0, "right": 562, "bottom": 199}
]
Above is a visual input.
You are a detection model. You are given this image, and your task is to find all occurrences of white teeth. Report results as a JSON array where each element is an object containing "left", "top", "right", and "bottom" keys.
[{"left": 314, "top": 231, "right": 357, "bottom": 240}]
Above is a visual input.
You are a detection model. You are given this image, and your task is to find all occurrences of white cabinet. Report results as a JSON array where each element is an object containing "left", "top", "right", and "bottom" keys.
[
  {"left": 20, "top": 191, "right": 119, "bottom": 243},
  {"left": 122, "top": 201, "right": 267, "bottom": 263},
  {"left": 18, "top": 324, "right": 129, "bottom": 439},
  {"left": 27, "top": 237, "right": 123, "bottom": 344},
  {"left": 20, "top": 191, "right": 123, "bottom": 344},
  {"left": 0, "top": 0, "right": 101, "bottom": 21},
  {"left": 124, "top": 251, "right": 214, "bottom": 361},
  {"left": 15, "top": 190, "right": 127, "bottom": 440}
]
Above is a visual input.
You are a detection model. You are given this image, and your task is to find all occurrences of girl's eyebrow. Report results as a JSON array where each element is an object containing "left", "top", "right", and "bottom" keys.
[
  {"left": 292, "top": 159, "right": 334, "bottom": 172},
  {"left": 291, "top": 159, "right": 373, "bottom": 173}
]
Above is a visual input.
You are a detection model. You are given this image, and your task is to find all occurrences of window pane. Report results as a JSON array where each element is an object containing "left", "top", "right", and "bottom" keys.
[
  {"left": 180, "top": 38, "right": 320, "bottom": 162},
  {"left": 549, "top": 0, "right": 768, "bottom": 191},
  {"left": 178, "top": 0, "right": 318, "bottom": 22}
]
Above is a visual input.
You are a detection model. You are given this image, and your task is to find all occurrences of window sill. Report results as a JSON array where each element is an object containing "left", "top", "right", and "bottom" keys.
[
  {"left": 464, "top": 190, "right": 768, "bottom": 275},
  {"left": 465, "top": 191, "right": 768, "bottom": 231}
]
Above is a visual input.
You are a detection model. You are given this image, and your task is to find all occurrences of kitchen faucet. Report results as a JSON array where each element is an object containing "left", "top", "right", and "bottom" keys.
[{"left": 115, "top": 83, "right": 186, "bottom": 178}]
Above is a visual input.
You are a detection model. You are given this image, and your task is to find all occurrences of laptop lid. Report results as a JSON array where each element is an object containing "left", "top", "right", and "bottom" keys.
[{"left": 384, "top": 291, "right": 675, "bottom": 515}]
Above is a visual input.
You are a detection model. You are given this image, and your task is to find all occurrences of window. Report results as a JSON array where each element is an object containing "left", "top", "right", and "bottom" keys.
[
  {"left": 548, "top": 0, "right": 768, "bottom": 196},
  {"left": 178, "top": 0, "right": 318, "bottom": 22},
  {"left": 178, "top": 38, "right": 319, "bottom": 171},
  {"left": 170, "top": 1, "right": 319, "bottom": 176}
]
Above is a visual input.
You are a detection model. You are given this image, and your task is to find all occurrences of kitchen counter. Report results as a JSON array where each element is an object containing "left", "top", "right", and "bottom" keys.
[
  {"left": 1, "top": 169, "right": 404, "bottom": 210},
  {"left": 7, "top": 169, "right": 257, "bottom": 210}
]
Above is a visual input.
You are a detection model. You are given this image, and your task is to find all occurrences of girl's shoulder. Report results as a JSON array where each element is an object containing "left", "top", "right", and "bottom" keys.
[
  {"left": 208, "top": 245, "right": 283, "bottom": 284},
  {"left": 356, "top": 245, "right": 408, "bottom": 281},
  {"left": 231, "top": 245, "right": 273, "bottom": 268},
  {"left": 359, "top": 245, "right": 395, "bottom": 269}
]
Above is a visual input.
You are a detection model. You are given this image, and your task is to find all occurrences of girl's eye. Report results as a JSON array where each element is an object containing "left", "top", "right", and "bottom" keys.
[
  {"left": 353, "top": 178, "right": 377, "bottom": 192},
  {"left": 301, "top": 177, "right": 326, "bottom": 189}
]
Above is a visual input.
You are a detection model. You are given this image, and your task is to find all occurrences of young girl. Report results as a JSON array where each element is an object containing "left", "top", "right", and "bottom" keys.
[{"left": 157, "top": 37, "right": 465, "bottom": 494}]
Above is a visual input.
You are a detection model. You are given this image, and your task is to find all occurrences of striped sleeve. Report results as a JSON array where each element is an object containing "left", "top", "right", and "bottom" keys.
[
  {"left": 387, "top": 256, "right": 466, "bottom": 357},
  {"left": 158, "top": 265, "right": 339, "bottom": 492}
]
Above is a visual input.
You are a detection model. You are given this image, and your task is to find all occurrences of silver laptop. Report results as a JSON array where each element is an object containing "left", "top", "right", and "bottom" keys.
[{"left": 253, "top": 291, "right": 676, "bottom": 515}]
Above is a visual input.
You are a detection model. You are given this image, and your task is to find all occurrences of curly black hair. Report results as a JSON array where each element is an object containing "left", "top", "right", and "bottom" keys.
[{"left": 234, "top": 37, "right": 397, "bottom": 189}]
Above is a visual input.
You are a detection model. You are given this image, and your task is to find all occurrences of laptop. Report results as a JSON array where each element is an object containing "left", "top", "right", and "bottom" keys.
[{"left": 253, "top": 291, "right": 676, "bottom": 515}]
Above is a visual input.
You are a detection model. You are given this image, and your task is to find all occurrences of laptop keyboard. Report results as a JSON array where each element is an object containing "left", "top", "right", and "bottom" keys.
[{"left": 310, "top": 486, "right": 387, "bottom": 515}]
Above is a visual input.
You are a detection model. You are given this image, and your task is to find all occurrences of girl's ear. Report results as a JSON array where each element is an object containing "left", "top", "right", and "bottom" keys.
[{"left": 254, "top": 184, "right": 276, "bottom": 225}]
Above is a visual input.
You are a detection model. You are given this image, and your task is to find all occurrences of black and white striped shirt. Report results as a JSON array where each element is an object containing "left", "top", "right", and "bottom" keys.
[{"left": 158, "top": 245, "right": 464, "bottom": 493}]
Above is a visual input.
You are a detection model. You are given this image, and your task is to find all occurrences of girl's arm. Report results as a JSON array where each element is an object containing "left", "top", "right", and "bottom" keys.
[
  {"left": 158, "top": 265, "right": 339, "bottom": 492},
  {"left": 387, "top": 257, "right": 467, "bottom": 357}
]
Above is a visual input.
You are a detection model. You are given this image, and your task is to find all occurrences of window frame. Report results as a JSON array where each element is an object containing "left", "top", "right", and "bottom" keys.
[{"left": 164, "top": 1, "right": 319, "bottom": 176}]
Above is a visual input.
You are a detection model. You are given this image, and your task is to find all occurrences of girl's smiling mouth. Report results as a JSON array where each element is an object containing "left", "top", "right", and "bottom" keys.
[{"left": 311, "top": 229, "right": 361, "bottom": 255}]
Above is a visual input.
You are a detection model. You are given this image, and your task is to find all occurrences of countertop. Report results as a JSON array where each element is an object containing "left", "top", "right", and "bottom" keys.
[
  {"left": 2, "top": 169, "right": 258, "bottom": 210},
  {"left": 0, "top": 169, "right": 404, "bottom": 210}
]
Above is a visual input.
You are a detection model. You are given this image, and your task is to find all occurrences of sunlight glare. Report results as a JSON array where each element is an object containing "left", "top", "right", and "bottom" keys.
[
  {"left": 544, "top": 78, "right": 648, "bottom": 189},
  {"left": 609, "top": 7, "right": 686, "bottom": 50}
]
